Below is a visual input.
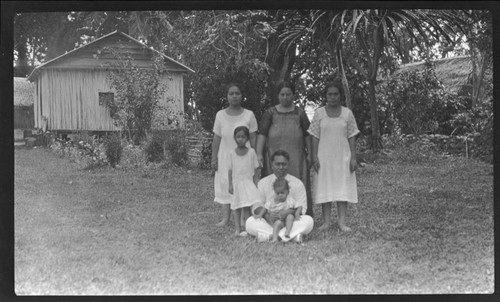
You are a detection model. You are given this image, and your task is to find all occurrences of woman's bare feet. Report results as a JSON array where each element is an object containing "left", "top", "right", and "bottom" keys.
[
  {"left": 338, "top": 224, "right": 352, "bottom": 232},
  {"left": 318, "top": 223, "right": 330, "bottom": 231}
]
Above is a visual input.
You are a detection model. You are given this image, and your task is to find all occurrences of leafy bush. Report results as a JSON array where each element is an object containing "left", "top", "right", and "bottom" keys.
[
  {"left": 469, "top": 113, "right": 493, "bottom": 164},
  {"left": 49, "top": 132, "right": 108, "bottom": 169},
  {"left": 384, "top": 61, "right": 464, "bottom": 136},
  {"left": 120, "top": 143, "right": 147, "bottom": 168},
  {"left": 100, "top": 48, "right": 168, "bottom": 141},
  {"left": 449, "top": 97, "right": 492, "bottom": 134},
  {"left": 144, "top": 133, "right": 166, "bottom": 163},
  {"left": 198, "top": 140, "right": 212, "bottom": 170},
  {"left": 104, "top": 133, "right": 123, "bottom": 167},
  {"left": 381, "top": 134, "right": 441, "bottom": 164},
  {"left": 143, "top": 130, "right": 188, "bottom": 166},
  {"left": 164, "top": 131, "right": 188, "bottom": 166}
]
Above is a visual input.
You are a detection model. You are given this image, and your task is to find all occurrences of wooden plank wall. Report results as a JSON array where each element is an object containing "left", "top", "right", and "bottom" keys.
[
  {"left": 39, "top": 69, "right": 119, "bottom": 131},
  {"left": 157, "top": 73, "right": 185, "bottom": 129},
  {"left": 36, "top": 69, "right": 185, "bottom": 131},
  {"left": 34, "top": 79, "right": 39, "bottom": 128}
]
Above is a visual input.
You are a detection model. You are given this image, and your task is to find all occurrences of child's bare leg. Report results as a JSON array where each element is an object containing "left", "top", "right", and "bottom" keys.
[
  {"left": 319, "top": 202, "right": 332, "bottom": 230},
  {"left": 337, "top": 201, "right": 351, "bottom": 232},
  {"left": 241, "top": 207, "right": 251, "bottom": 229},
  {"left": 284, "top": 214, "right": 295, "bottom": 238},
  {"left": 263, "top": 212, "right": 272, "bottom": 224},
  {"left": 216, "top": 204, "right": 231, "bottom": 226},
  {"left": 271, "top": 221, "right": 282, "bottom": 242},
  {"left": 233, "top": 208, "right": 242, "bottom": 235}
]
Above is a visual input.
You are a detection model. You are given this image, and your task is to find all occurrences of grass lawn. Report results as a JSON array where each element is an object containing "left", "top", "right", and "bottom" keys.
[{"left": 14, "top": 147, "right": 494, "bottom": 295}]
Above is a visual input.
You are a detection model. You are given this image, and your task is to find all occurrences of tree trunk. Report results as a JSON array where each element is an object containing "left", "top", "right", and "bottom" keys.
[
  {"left": 352, "top": 27, "right": 384, "bottom": 151},
  {"left": 265, "top": 44, "right": 295, "bottom": 106},
  {"left": 473, "top": 52, "right": 491, "bottom": 106},
  {"left": 367, "top": 78, "right": 383, "bottom": 151},
  {"left": 335, "top": 41, "right": 352, "bottom": 109},
  {"left": 340, "top": 64, "right": 352, "bottom": 109}
]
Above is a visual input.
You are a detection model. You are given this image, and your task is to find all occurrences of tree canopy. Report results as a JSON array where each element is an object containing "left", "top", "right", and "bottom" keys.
[{"left": 13, "top": 8, "right": 492, "bottom": 149}]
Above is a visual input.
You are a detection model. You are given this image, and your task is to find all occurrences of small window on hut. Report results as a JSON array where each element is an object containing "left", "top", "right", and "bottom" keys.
[{"left": 99, "top": 92, "right": 114, "bottom": 106}]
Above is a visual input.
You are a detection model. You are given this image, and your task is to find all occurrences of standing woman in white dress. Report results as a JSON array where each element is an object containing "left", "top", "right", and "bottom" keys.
[
  {"left": 309, "top": 80, "right": 360, "bottom": 232},
  {"left": 211, "top": 83, "right": 258, "bottom": 227}
]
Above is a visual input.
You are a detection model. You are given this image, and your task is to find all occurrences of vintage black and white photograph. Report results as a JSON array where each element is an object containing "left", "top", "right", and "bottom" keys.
[{"left": 6, "top": 1, "right": 494, "bottom": 296}]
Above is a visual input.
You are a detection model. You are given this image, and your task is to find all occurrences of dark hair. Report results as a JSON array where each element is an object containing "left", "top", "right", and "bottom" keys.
[
  {"left": 233, "top": 126, "right": 250, "bottom": 138},
  {"left": 273, "top": 177, "right": 290, "bottom": 192},
  {"left": 270, "top": 150, "right": 290, "bottom": 162},
  {"left": 225, "top": 82, "right": 244, "bottom": 97},
  {"left": 277, "top": 81, "right": 295, "bottom": 95},
  {"left": 324, "top": 80, "right": 344, "bottom": 98}
]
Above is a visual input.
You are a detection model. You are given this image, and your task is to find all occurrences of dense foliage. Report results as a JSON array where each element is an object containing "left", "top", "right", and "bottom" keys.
[
  {"left": 159, "top": 10, "right": 272, "bottom": 131},
  {"left": 383, "top": 60, "right": 465, "bottom": 136},
  {"left": 101, "top": 48, "right": 168, "bottom": 141},
  {"left": 13, "top": 9, "right": 493, "bottom": 162},
  {"left": 104, "top": 133, "right": 123, "bottom": 168}
]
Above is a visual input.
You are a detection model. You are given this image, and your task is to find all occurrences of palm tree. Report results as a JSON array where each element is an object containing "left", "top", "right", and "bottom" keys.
[{"left": 278, "top": 9, "right": 457, "bottom": 151}]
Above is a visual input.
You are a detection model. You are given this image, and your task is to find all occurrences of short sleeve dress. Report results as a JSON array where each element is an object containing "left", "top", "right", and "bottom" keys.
[
  {"left": 265, "top": 196, "right": 296, "bottom": 223},
  {"left": 258, "top": 106, "right": 313, "bottom": 215},
  {"left": 308, "top": 106, "right": 360, "bottom": 204},
  {"left": 265, "top": 196, "right": 295, "bottom": 213},
  {"left": 213, "top": 108, "right": 258, "bottom": 204},
  {"left": 228, "top": 148, "right": 261, "bottom": 210}
]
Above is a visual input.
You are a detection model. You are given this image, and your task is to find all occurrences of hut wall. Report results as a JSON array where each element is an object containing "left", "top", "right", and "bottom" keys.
[
  {"left": 38, "top": 69, "right": 119, "bottom": 131},
  {"left": 157, "top": 73, "right": 185, "bottom": 129},
  {"left": 36, "top": 68, "right": 185, "bottom": 132},
  {"left": 34, "top": 80, "right": 39, "bottom": 128}
]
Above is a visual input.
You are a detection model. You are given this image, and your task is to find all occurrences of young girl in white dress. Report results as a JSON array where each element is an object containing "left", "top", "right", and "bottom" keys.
[
  {"left": 309, "top": 80, "right": 360, "bottom": 232},
  {"left": 228, "top": 126, "right": 261, "bottom": 237}
]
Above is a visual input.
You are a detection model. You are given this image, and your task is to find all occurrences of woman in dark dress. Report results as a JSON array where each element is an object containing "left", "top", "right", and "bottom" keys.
[{"left": 255, "top": 82, "right": 313, "bottom": 216}]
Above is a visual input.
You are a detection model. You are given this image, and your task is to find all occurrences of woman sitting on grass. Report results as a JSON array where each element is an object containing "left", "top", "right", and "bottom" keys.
[{"left": 253, "top": 177, "right": 302, "bottom": 243}]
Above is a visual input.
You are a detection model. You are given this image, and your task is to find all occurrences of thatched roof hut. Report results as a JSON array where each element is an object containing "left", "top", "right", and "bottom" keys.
[
  {"left": 14, "top": 77, "right": 34, "bottom": 106},
  {"left": 393, "top": 56, "right": 472, "bottom": 94},
  {"left": 393, "top": 55, "right": 493, "bottom": 102}
]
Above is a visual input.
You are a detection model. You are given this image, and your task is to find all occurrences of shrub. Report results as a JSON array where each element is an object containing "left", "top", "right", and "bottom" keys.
[
  {"left": 121, "top": 143, "right": 147, "bottom": 168},
  {"left": 384, "top": 61, "right": 464, "bottom": 136},
  {"left": 470, "top": 113, "right": 493, "bottom": 164},
  {"left": 198, "top": 140, "right": 212, "bottom": 170},
  {"left": 143, "top": 130, "right": 188, "bottom": 165},
  {"left": 144, "top": 133, "right": 166, "bottom": 163},
  {"left": 100, "top": 49, "right": 168, "bottom": 141},
  {"left": 381, "top": 134, "right": 440, "bottom": 164},
  {"left": 49, "top": 132, "right": 108, "bottom": 169},
  {"left": 104, "top": 133, "right": 123, "bottom": 167},
  {"left": 164, "top": 131, "right": 188, "bottom": 166}
]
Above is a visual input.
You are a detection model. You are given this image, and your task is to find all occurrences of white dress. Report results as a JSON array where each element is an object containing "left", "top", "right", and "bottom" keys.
[
  {"left": 308, "top": 106, "right": 360, "bottom": 204},
  {"left": 228, "top": 148, "right": 261, "bottom": 210},
  {"left": 213, "top": 108, "right": 258, "bottom": 204},
  {"left": 265, "top": 196, "right": 295, "bottom": 212}
]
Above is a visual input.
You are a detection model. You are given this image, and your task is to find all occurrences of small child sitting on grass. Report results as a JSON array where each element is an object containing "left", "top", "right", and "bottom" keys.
[{"left": 253, "top": 177, "right": 302, "bottom": 242}]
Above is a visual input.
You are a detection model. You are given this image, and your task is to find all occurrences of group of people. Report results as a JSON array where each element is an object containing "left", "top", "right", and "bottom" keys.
[{"left": 211, "top": 80, "right": 360, "bottom": 243}]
